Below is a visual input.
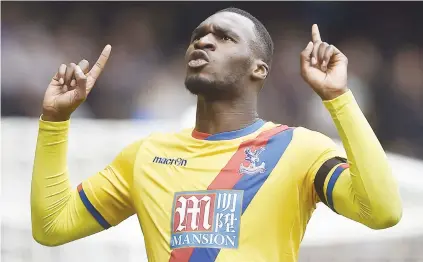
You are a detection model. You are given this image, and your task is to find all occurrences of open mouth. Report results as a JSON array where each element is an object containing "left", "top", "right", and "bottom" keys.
[
  {"left": 188, "top": 59, "right": 209, "bottom": 68},
  {"left": 187, "top": 50, "right": 210, "bottom": 69}
]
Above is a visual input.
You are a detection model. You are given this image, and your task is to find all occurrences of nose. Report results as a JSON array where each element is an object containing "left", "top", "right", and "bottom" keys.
[{"left": 194, "top": 34, "right": 216, "bottom": 51}]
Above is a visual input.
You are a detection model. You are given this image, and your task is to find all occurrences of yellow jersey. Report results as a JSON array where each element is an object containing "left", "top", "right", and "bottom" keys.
[{"left": 31, "top": 91, "right": 402, "bottom": 262}]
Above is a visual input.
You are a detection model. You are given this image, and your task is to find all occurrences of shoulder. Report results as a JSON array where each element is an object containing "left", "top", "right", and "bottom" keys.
[
  {"left": 287, "top": 126, "right": 342, "bottom": 156},
  {"left": 293, "top": 127, "right": 335, "bottom": 145}
]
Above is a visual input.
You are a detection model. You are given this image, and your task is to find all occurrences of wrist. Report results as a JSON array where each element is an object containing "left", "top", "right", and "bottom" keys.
[
  {"left": 319, "top": 87, "right": 349, "bottom": 101},
  {"left": 323, "top": 89, "right": 354, "bottom": 114},
  {"left": 41, "top": 112, "right": 71, "bottom": 122}
]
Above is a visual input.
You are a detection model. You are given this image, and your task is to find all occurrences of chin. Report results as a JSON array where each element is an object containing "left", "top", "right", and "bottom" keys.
[
  {"left": 184, "top": 74, "right": 216, "bottom": 96},
  {"left": 184, "top": 72, "right": 239, "bottom": 100}
]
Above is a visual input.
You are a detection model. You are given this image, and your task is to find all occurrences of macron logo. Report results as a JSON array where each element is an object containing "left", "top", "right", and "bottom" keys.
[{"left": 153, "top": 156, "right": 187, "bottom": 167}]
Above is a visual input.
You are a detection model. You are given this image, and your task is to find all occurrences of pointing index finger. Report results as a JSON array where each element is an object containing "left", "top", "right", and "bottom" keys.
[
  {"left": 311, "top": 24, "right": 321, "bottom": 43},
  {"left": 89, "top": 44, "right": 112, "bottom": 80}
]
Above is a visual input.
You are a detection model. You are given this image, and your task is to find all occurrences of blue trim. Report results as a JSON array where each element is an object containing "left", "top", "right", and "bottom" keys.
[
  {"left": 189, "top": 249, "right": 220, "bottom": 262},
  {"left": 326, "top": 165, "right": 347, "bottom": 213},
  {"left": 78, "top": 188, "right": 111, "bottom": 229},
  {"left": 205, "top": 119, "right": 266, "bottom": 141},
  {"left": 233, "top": 129, "right": 293, "bottom": 213},
  {"left": 189, "top": 128, "right": 294, "bottom": 261}
]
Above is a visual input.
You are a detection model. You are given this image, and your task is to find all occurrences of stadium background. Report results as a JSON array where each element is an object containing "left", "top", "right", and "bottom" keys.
[{"left": 2, "top": 1, "right": 423, "bottom": 261}]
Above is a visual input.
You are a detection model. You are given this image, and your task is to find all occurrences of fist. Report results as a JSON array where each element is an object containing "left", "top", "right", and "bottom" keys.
[
  {"left": 300, "top": 24, "right": 349, "bottom": 100},
  {"left": 42, "top": 45, "right": 112, "bottom": 121}
]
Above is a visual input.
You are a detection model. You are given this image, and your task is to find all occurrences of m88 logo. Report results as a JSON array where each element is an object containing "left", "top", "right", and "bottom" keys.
[{"left": 170, "top": 190, "right": 243, "bottom": 249}]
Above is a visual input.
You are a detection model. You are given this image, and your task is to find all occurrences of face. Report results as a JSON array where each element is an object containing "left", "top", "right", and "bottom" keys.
[{"left": 184, "top": 12, "right": 258, "bottom": 99}]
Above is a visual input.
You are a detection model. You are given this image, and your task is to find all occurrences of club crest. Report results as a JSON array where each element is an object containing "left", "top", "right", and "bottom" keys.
[{"left": 239, "top": 146, "right": 266, "bottom": 176}]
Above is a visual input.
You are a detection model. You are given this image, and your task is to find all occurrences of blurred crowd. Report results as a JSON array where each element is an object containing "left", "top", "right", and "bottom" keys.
[{"left": 2, "top": 2, "right": 423, "bottom": 159}]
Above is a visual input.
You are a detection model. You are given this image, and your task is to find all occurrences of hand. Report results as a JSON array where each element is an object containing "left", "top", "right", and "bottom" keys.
[
  {"left": 300, "top": 24, "right": 348, "bottom": 100},
  {"left": 42, "top": 45, "right": 112, "bottom": 121}
]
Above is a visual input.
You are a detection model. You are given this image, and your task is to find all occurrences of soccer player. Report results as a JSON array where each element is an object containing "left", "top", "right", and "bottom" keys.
[{"left": 31, "top": 7, "right": 402, "bottom": 262}]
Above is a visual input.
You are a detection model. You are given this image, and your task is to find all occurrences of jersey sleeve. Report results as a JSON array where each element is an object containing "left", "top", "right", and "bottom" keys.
[
  {"left": 306, "top": 90, "right": 402, "bottom": 230},
  {"left": 77, "top": 137, "right": 141, "bottom": 228},
  {"left": 31, "top": 117, "right": 143, "bottom": 246}
]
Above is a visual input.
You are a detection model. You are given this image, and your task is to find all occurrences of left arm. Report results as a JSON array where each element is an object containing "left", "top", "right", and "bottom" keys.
[
  {"left": 310, "top": 91, "right": 402, "bottom": 229},
  {"left": 301, "top": 24, "right": 402, "bottom": 229}
]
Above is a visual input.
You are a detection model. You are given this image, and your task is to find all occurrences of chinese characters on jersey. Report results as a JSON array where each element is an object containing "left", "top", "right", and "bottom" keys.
[{"left": 170, "top": 190, "right": 243, "bottom": 249}]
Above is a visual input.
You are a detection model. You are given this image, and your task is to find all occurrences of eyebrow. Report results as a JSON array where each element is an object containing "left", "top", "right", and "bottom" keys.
[{"left": 191, "top": 24, "right": 240, "bottom": 41}]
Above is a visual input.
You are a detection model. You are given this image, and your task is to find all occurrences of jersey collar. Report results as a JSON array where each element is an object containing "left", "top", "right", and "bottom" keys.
[{"left": 191, "top": 119, "right": 266, "bottom": 141}]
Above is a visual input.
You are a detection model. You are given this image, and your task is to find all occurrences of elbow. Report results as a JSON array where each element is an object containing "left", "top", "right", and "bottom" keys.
[
  {"left": 33, "top": 232, "right": 66, "bottom": 247},
  {"left": 33, "top": 234, "right": 53, "bottom": 247},
  {"left": 368, "top": 204, "right": 403, "bottom": 230},
  {"left": 32, "top": 232, "right": 54, "bottom": 247},
  {"left": 32, "top": 225, "right": 66, "bottom": 247},
  {"left": 369, "top": 213, "right": 402, "bottom": 230}
]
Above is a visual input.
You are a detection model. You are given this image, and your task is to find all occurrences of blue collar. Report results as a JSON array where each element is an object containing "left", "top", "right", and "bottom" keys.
[{"left": 192, "top": 119, "right": 266, "bottom": 141}]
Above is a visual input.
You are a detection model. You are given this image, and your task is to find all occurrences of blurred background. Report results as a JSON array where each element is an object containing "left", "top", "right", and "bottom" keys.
[{"left": 1, "top": 1, "right": 423, "bottom": 262}]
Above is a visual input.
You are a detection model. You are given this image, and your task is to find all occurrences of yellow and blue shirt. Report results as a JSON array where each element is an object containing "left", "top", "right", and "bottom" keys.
[{"left": 31, "top": 91, "right": 402, "bottom": 262}]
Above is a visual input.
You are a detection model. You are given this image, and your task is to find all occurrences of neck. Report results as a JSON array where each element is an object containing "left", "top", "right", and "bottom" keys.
[{"left": 194, "top": 94, "right": 259, "bottom": 135}]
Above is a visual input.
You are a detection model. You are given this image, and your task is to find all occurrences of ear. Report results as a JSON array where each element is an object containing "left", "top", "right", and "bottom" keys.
[{"left": 251, "top": 60, "right": 269, "bottom": 81}]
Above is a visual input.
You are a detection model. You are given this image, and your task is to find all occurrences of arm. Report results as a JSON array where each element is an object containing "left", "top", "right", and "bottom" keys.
[
  {"left": 300, "top": 25, "right": 401, "bottom": 229},
  {"left": 309, "top": 91, "right": 402, "bottom": 229},
  {"left": 31, "top": 117, "right": 142, "bottom": 246},
  {"left": 31, "top": 45, "right": 120, "bottom": 246}
]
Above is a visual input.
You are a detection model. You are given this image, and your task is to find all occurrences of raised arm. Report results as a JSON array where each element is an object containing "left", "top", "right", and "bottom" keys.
[
  {"left": 31, "top": 45, "right": 139, "bottom": 246},
  {"left": 301, "top": 25, "right": 402, "bottom": 229}
]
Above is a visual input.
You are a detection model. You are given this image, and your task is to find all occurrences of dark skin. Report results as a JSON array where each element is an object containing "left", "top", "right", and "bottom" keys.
[
  {"left": 184, "top": 11, "right": 269, "bottom": 135},
  {"left": 42, "top": 12, "right": 348, "bottom": 126}
]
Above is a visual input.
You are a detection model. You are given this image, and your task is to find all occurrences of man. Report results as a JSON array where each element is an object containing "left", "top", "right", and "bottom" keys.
[{"left": 31, "top": 7, "right": 402, "bottom": 262}]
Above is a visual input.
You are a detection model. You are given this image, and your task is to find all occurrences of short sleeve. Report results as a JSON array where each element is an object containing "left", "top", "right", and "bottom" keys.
[{"left": 78, "top": 139, "right": 144, "bottom": 228}]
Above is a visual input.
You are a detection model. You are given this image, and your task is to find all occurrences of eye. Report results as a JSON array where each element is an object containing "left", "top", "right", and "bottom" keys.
[{"left": 221, "top": 35, "right": 232, "bottom": 41}]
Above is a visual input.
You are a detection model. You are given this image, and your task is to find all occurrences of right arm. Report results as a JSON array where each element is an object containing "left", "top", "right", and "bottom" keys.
[
  {"left": 31, "top": 118, "right": 143, "bottom": 246},
  {"left": 30, "top": 44, "right": 139, "bottom": 246}
]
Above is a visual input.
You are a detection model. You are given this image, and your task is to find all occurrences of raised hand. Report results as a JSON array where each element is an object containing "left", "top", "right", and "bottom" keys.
[
  {"left": 42, "top": 45, "right": 112, "bottom": 121},
  {"left": 300, "top": 25, "right": 348, "bottom": 100}
]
